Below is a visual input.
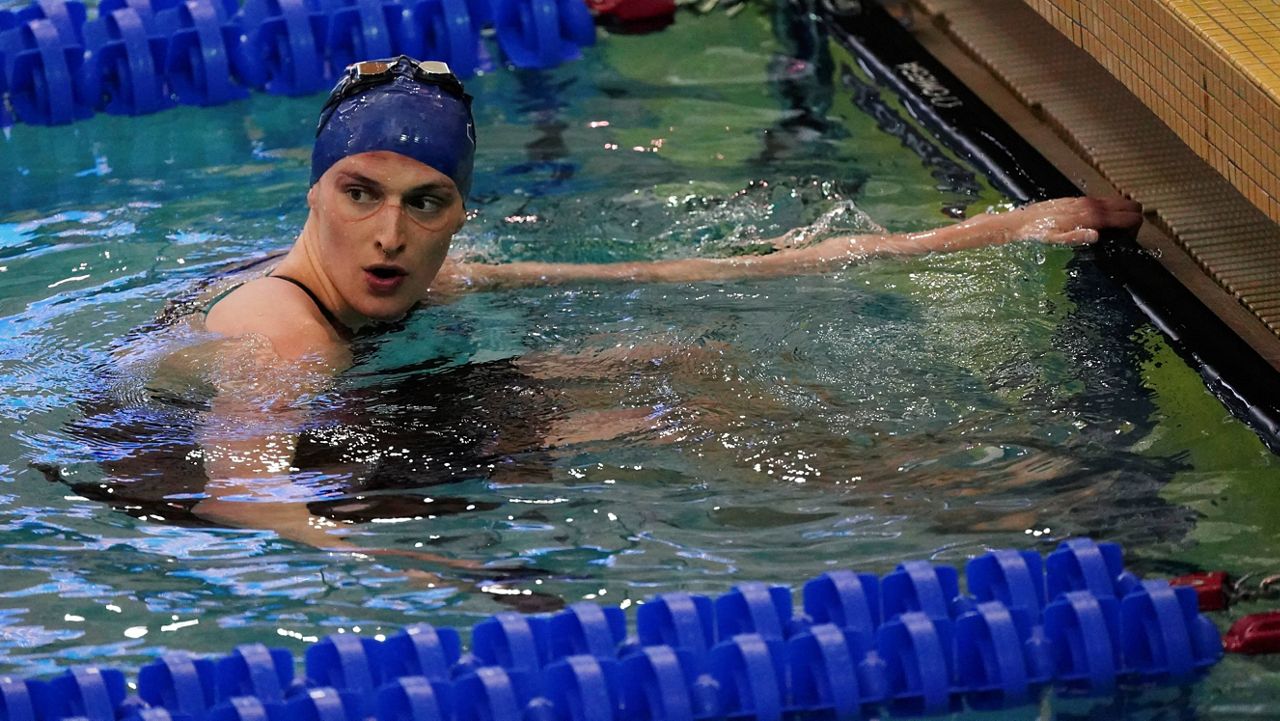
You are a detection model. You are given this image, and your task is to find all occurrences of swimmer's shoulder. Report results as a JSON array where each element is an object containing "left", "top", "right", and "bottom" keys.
[{"left": 204, "top": 276, "right": 347, "bottom": 363}]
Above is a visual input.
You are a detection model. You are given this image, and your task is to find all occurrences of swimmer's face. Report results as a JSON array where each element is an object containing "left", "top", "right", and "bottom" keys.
[{"left": 307, "top": 151, "right": 465, "bottom": 322}]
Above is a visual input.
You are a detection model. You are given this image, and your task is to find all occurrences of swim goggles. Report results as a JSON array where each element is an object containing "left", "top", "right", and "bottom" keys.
[{"left": 316, "top": 56, "right": 471, "bottom": 136}]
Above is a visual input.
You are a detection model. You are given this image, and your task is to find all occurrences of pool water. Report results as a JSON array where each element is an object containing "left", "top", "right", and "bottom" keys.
[{"left": 3, "top": 3, "right": 1280, "bottom": 715}]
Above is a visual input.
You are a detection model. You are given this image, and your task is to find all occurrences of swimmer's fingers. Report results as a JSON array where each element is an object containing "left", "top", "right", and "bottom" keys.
[
  {"left": 1017, "top": 196, "right": 1143, "bottom": 245},
  {"left": 1079, "top": 195, "right": 1143, "bottom": 236},
  {"left": 1040, "top": 228, "right": 1099, "bottom": 245}
]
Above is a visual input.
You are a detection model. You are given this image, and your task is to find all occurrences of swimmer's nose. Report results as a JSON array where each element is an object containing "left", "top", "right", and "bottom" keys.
[{"left": 372, "top": 201, "right": 410, "bottom": 256}]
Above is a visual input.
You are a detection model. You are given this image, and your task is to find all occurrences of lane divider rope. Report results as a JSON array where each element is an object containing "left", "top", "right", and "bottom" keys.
[{"left": 0, "top": 538, "right": 1225, "bottom": 720}]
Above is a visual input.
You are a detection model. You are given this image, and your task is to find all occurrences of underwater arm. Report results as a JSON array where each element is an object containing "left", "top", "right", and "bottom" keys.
[
  {"left": 193, "top": 286, "right": 382, "bottom": 548},
  {"left": 189, "top": 337, "right": 355, "bottom": 549},
  {"left": 446, "top": 196, "right": 1142, "bottom": 290},
  {"left": 193, "top": 426, "right": 339, "bottom": 549},
  {"left": 187, "top": 337, "right": 472, "bottom": 571}
]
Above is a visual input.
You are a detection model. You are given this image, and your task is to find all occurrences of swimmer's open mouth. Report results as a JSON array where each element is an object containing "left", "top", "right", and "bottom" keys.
[{"left": 365, "top": 265, "right": 408, "bottom": 280}]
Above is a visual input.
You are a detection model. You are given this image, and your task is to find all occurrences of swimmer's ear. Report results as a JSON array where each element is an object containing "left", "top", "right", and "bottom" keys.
[{"left": 306, "top": 183, "right": 318, "bottom": 209}]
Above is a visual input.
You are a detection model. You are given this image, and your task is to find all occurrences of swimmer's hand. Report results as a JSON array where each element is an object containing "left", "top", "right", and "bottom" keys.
[
  {"left": 862, "top": 196, "right": 1144, "bottom": 255},
  {"left": 990, "top": 196, "right": 1144, "bottom": 245}
]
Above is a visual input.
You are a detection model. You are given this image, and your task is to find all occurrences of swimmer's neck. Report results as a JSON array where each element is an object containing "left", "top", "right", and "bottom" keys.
[{"left": 275, "top": 220, "right": 375, "bottom": 333}]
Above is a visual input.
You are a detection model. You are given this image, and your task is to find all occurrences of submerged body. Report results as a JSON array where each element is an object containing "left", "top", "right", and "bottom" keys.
[{"left": 123, "top": 57, "right": 1146, "bottom": 561}]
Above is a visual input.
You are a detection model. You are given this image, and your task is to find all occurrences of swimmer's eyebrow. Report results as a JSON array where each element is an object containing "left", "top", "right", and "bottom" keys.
[
  {"left": 335, "top": 171, "right": 455, "bottom": 196},
  {"left": 335, "top": 170, "right": 383, "bottom": 189}
]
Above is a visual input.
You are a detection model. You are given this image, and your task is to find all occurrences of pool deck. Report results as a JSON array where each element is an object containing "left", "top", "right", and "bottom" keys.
[{"left": 905, "top": 0, "right": 1280, "bottom": 373}]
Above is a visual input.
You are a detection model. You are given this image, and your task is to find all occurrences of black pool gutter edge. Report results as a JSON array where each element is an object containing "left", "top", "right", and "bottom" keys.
[{"left": 816, "top": 0, "right": 1280, "bottom": 452}]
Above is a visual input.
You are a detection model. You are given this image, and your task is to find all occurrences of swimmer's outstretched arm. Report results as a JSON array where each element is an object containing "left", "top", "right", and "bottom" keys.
[{"left": 445, "top": 196, "right": 1142, "bottom": 291}]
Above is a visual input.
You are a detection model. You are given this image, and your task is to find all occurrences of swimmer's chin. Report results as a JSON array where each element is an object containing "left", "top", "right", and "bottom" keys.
[
  {"left": 343, "top": 286, "right": 430, "bottom": 327},
  {"left": 349, "top": 303, "right": 416, "bottom": 328}
]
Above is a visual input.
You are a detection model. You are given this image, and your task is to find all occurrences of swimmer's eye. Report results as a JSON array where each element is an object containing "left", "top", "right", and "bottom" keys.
[
  {"left": 343, "top": 185, "right": 381, "bottom": 205},
  {"left": 404, "top": 193, "right": 449, "bottom": 216}
]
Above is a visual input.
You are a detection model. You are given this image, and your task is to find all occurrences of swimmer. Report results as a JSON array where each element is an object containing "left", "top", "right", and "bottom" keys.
[{"left": 186, "top": 56, "right": 1142, "bottom": 562}]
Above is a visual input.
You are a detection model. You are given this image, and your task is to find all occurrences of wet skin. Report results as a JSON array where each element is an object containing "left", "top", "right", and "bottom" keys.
[
  {"left": 299, "top": 151, "right": 466, "bottom": 326},
  {"left": 188, "top": 151, "right": 1144, "bottom": 576},
  {"left": 204, "top": 151, "right": 467, "bottom": 364},
  {"left": 207, "top": 151, "right": 1143, "bottom": 366}
]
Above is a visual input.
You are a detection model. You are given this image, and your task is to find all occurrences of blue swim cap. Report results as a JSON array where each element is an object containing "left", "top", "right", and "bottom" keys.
[{"left": 311, "top": 58, "right": 476, "bottom": 198}]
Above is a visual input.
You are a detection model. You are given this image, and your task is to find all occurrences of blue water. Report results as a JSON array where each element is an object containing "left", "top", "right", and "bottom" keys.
[{"left": 2, "top": 5, "right": 1280, "bottom": 716}]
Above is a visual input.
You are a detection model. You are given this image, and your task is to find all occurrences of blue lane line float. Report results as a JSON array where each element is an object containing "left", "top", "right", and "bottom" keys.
[
  {"left": 1, "top": 12, "right": 94, "bottom": 124},
  {"left": 305, "top": 633, "right": 385, "bottom": 717},
  {"left": 802, "top": 569, "right": 880, "bottom": 637},
  {"left": 0, "top": 0, "right": 596, "bottom": 126},
  {"left": 490, "top": 0, "right": 593, "bottom": 70},
  {"left": 15, "top": 0, "right": 87, "bottom": 45},
  {"left": 378, "top": 623, "right": 463, "bottom": 683},
  {"left": 375, "top": 675, "right": 453, "bottom": 721},
  {"left": 409, "top": 0, "right": 487, "bottom": 79},
  {"left": 30, "top": 667, "right": 129, "bottom": 721},
  {"left": 1046, "top": 536, "right": 1140, "bottom": 601},
  {"left": 954, "top": 601, "right": 1052, "bottom": 710},
  {"left": 714, "top": 582, "right": 793, "bottom": 642},
  {"left": 619, "top": 645, "right": 715, "bottom": 721},
  {"left": 0, "top": 0, "right": 93, "bottom": 125},
  {"left": 80, "top": 0, "right": 175, "bottom": 115},
  {"left": 541, "top": 655, "right": 621, "bottom": 721},
  {"left": 321, "top": 0, "right": 394, "bottom": 73},
  {"left": 708, "top": 635, "right": 786, "bottom": 721},
  {"left": 137, "top": 653, "right": 218, "bottom": 720},
  {"left": 882, "top": 560, "right": 962, "bottom": 625},
  {"left": 1043, "top": 589, "right": 1123, "bottom": 696},
  {"left": 0, "top": 676, "right": 37, "bottom": 721},
  {"left": 966, "top": 547, "right": 1045, "bottom": 616},
  {"left": 788, "top": 623, "right": 885, "bottom": 719},
  {"left": 454, "top": 666, "right": 536, "bottom": 721},
  {"left": 549, "top": 603, "right": 627, "bottom": 660},
  {"left": 0, "top": 10, "right": 12, "bottom": 129},
  {"left": 5, "top": 539, "right": 1225, "bottom": 721},
  {"left": 877, "top": 612, "right": 959, "bottom": 717},
  {"left": 236, "top": 0, "right": 329, "bottom": 96},
  {"left": 1120, "top": 579, "right": 1222, "bottom": 683},
  {"left": 215, "top": 643, "right": 298, "bottom": 702},
  {"left": 636, "top": 593, "right": 715, "bottom": 660},
  {"left": 471, "top": 612, "right": 552, "bottom": 682},
  {"left": 155, "top": 0, "right": 249, "bottom": 106}
]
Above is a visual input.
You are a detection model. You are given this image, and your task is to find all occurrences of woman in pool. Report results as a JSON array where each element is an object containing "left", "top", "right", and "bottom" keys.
[{"left": 186, "top": 56, "right": 1141, "bottom": 558}]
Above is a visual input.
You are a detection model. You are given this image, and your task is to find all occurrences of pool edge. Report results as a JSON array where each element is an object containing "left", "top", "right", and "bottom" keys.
[{"left": 818, "top": 0, "right": 1280, "bottom": 448}]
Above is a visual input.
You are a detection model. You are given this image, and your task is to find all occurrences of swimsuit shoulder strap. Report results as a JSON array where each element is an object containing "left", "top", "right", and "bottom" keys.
[
  {"left": 268, "top": 273, "right": 354, "bottom": 338},
  {"left": 197, "top": 253, "right": 284, "bottom": 318},
  {"left": 200, "top": 280, "right": 248, "bottom": 317}
]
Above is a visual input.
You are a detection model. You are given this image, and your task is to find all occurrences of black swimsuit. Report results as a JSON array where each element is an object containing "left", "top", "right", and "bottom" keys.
[
  {"left": 192, "top": 265, "right": 353, "bottom": 338},
  {"left": 267, "top": 273, "right": 354, "bottom": 339},
  {"left": 56, "top": 257, "right": 556, "bottom": 525}
]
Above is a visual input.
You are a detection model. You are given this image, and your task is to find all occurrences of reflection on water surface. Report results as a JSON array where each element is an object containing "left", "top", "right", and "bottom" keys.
[{"left": 1, "top": 3, "right": 1280, "bottom": 713}]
